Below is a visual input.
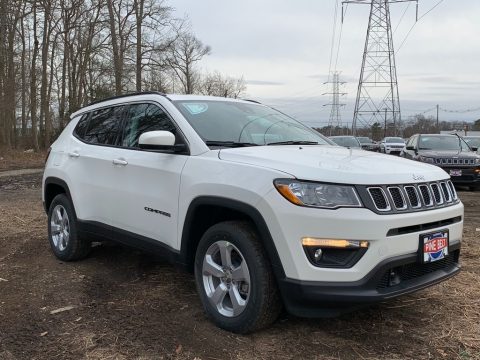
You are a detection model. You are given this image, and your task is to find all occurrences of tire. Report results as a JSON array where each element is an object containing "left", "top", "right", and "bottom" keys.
[
  {"left": 194, "top": 221, "right": 282, "bottom": 334},
  {"left": 47, "top": 193, "right": 91, "bottom": 261}
]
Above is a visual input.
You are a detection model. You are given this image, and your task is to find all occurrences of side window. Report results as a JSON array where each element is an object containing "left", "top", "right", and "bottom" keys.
[
  {"left": 83, "top": 106, "right": 125, "bottom": 145},
  {"left": 122, "top": 103, "right": 177, "bottom": 148},
  {"left": 73, "top": 114, "right": 90, "bottom": 140}
]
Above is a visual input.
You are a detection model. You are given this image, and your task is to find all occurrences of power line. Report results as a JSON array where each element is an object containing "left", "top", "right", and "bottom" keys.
[
  {"left": 327, "top": 0, "right": 340, "bottom": 82},
  {"left": 397, "top": 0, "right": 445, "bottom": 52}
]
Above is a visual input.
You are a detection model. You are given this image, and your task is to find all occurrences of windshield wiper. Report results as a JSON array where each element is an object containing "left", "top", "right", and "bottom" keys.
[
  {"left": 205, "top": 141, "right": 259, "bottom": 148},
  {"left": 267, "top": 140, "right": 319, "bottom": 146},
  {"left": 418, "top": 147, "right": 432, "bottom": 150}
]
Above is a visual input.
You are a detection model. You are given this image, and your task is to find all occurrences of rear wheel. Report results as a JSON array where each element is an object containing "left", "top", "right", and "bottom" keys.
[
  {"left": 48, "top": 194, "right": 91, "bottom": 261},
  {"left": 194, "top": 221, "right": 281, "bottom": 333}
]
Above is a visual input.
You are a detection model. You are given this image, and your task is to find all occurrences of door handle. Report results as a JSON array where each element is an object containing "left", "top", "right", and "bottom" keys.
[
  {"left": 112, "top": 159, "right": 128, "bottom": 166},
  {"left": 68, "top": 151, "right": 80, "bottom": 158}
]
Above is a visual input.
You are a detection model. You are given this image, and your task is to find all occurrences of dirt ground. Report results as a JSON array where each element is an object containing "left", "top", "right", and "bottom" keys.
[{"left": 0, "top": 171, "right": 479, "bottom": 360}]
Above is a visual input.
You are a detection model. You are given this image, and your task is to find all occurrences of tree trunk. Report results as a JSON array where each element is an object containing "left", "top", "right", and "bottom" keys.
[
  {"left": 106, "top": 0, "right": 122, "bottom": 95},
  {"left": 134, "top": 0, "right": 143, "bottom": 92},
  {"left": 30, "top": 3, "right": 40, "bottom": 151}
]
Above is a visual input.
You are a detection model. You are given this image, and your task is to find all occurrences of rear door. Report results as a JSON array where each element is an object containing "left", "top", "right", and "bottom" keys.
[
  {"left": 66, "top": 105, "right": 126, "bottom": 224},
  {"left": 107, "top": 102, "right": 189, "bottom": 249}
]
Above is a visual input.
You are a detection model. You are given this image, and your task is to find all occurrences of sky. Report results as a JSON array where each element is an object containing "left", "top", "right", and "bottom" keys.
[{"left": 172, "top": 0, "right": 480, "bottom": 128}]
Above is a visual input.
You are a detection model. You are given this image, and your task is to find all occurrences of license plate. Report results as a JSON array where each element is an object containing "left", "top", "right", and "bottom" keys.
[
  {"left": 450, "top": 169, "right": 462, "bottom": 176},
  {"left": 420, "top": 230, "right": 449, "bottom": 263}
]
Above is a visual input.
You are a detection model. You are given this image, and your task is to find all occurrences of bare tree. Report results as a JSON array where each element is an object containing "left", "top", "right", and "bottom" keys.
[
  {"left": 167, "top": 32, "right": 211, "bottom": 94},
  {"left": 199, "top": 72, "right": 246, "bottom": 98}
]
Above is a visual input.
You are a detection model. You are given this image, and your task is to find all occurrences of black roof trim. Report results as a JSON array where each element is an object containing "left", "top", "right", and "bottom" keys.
[
  {"left": 88, "top": 91, "right": 167, "bottom": 107},
  {"left": 242, "top": 99, "right": 262, "bottom": 104}
]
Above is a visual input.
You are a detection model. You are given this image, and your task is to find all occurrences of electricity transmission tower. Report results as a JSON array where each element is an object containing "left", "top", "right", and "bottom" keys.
[
  {"left": 323, "top": 72, "right": 347, "bottom": 135},
  {"left": 342, "top": 0, "right": 418, "bottom": 136}
]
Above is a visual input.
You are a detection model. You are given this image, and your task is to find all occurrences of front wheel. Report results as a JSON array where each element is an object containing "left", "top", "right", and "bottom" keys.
[{"left": 194, "top": 221, "right": 281, "bottom": 333}]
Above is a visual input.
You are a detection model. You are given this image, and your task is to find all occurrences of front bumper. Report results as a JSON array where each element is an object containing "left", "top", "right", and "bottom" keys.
[
  {"left": 439, "top": 166, "right": 480, "bottom": 186},
  {"left": 279, "top": 243, "right": 460, "bottom": 317}
]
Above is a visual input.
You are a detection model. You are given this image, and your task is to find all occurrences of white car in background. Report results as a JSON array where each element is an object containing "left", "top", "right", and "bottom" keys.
[{"left": 380, "top": 137, "right": 406, "bottom": 155}]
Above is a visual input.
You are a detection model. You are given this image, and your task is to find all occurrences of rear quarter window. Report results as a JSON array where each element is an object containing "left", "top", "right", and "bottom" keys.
[
  {"left": 83, "top": 106, "right": 125, "bottom": 145},
  {"left": 73, "top": 114, "right": 90, "bottom": 139}
]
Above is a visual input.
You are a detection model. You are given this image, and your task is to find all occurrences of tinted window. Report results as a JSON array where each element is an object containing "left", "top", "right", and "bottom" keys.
[
  {"left": 73, "top": 114, "right": 90, "bottom": 139},
  {"left": 84, "top": 106, "right": 124, "bottom": 145},
  {"left": 122, "top": 103, "right": 177, "bottom": 148}
]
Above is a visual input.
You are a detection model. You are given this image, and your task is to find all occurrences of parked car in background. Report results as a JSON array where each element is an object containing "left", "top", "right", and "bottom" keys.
[
  {"left": 357, "top": 137, "right": 380, "bottom": 152},
  {"left": 402, "top": 134, "right": 480, "bottom": 190},
  {"left": 329, "top": 136, "right": 362, "bottom": 148},
  {"left": 463, "top": 136, "right": 480, "bottom": 152},
  {"left": 380, "top": 137, "right": 406, "bottom": 155}
]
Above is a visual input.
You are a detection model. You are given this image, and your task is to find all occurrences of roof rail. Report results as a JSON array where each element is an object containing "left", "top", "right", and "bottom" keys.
[
  {"left": 242, "top": 99, "right": 262, "bottom": 104},
  {"left": 87, "top": 91, "right": 167, "bottom": 106}
]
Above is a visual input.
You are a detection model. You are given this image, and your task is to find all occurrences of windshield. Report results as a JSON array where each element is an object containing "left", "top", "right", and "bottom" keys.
[
  {"left": 330, "top": 137, "right": 361, "bottom": 148},
  {"left": 386, "top": 137, "right": 405, "bottom": 144},
  {"left": 173, "top": 100, "right": 331, "bottom": 146},
  {"left": 418, "top": 136, "right": 470, "bottom": 151},
  {"left": 464, "top": 137, "right": 480, "bottom": 148},
  {"left": 357, "top": 137, "right": 372, "bottom": 144}
]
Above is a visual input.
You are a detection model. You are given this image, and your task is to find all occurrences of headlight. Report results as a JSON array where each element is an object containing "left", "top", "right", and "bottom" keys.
[
  {"left": 274, "top": 179, "right": 362, "bottom": 209},
  {"left": 418, "top": 156, "right": 435, "bottom": 164},
  {"left": 475, "top": 158, "right": 480, "bottom": 165}
]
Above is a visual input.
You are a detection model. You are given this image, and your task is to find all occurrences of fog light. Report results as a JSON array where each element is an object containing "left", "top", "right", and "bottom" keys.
[
  {"left": 302, "top": 238, "right": 369, "bottom": 268},
  {"left": 302, "top": 238, "right": 369, "bottom": 249}
]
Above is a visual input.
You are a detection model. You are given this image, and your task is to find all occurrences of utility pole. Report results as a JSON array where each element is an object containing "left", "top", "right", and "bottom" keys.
[
  {"left": 343, "top": 0, "right": 418, "bottom": 136},
  {"left": 323, "top": 71, "right": 347, "bottom": 136},
  {"left": 436, "top": 104, "right": 439, "bottom": 130}
]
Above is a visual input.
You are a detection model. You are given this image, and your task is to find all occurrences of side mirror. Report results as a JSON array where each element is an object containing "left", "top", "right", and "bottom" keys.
[
  {"left": 406, "top": 145, "right": 415, "bottom": 151},
  {"left": 471, "top": 146, "right": 478, "bottom": 152},
  {"left": 138, "top": 131, "right": 186, "bottom": 152}
]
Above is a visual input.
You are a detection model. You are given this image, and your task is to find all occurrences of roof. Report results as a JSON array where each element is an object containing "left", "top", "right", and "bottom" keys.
[{"left": 71, "top": 92, "right": 262, "bottom": 118}]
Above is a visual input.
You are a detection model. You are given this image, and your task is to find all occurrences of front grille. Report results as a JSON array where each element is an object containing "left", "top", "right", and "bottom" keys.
[
  {"left": 435, "top": 158, "right": 475, "bottom": 165},
  {"left": 364, "top": 180, "right": 458, "bottom": 214},
  {"left": 377, "top": 252, "right": 458, "bottom": 290}
]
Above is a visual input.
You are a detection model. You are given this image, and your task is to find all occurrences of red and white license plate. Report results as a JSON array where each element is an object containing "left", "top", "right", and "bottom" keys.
[
  {"left": 420, "top": 230, "right": 449, "bottom": 263},
  {"left": 450, "top": 169, "right": 462, "bottom": 177}
]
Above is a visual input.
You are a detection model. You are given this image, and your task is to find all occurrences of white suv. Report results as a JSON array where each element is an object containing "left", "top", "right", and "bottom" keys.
[{"left": 43, "top": 92, "right": 463, "bottom": 333}]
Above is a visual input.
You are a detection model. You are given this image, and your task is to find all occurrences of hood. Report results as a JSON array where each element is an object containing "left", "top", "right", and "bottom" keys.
[
  {"left": 218, "top": 145, "right": 448, "bottom": 185},
  {"left": 418, "top": 149, "right": 480, "bottom": 159}
]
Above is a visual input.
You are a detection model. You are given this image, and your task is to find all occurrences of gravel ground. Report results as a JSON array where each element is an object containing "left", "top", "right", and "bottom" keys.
[{"left": 0, "top": 172, "right": 479, "bottom": 360}]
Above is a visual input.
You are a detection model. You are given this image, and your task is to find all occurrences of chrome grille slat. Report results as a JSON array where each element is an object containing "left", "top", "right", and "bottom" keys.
[
  {"left": 387, "top": 187, "right": 407, "bottom": 210},
  {"left": 418, "top": 185, "right": 433, "bottom": 207},
  {"left": 404, "top": 186, "right": 421, "bottom": 208},
  {"left": 447, "top": 180, "right": 458, "bottom": 200},
  {"left": 367, "top": 187, "right": 391, "bottom": 211},
  {"left": 440, "top": 182, "right": 451, "bottom": 202},
  {"left": 430, "top": 183, "right": 444, "bottom": 205}
]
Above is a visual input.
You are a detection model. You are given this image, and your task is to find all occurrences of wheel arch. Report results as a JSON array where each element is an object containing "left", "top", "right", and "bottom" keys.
[
  {"left": 44, "top": 177, "right": 74, "bottom": 214},
  {"left": 180, "top": 196, "right": 286, "bottom": 280}
]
